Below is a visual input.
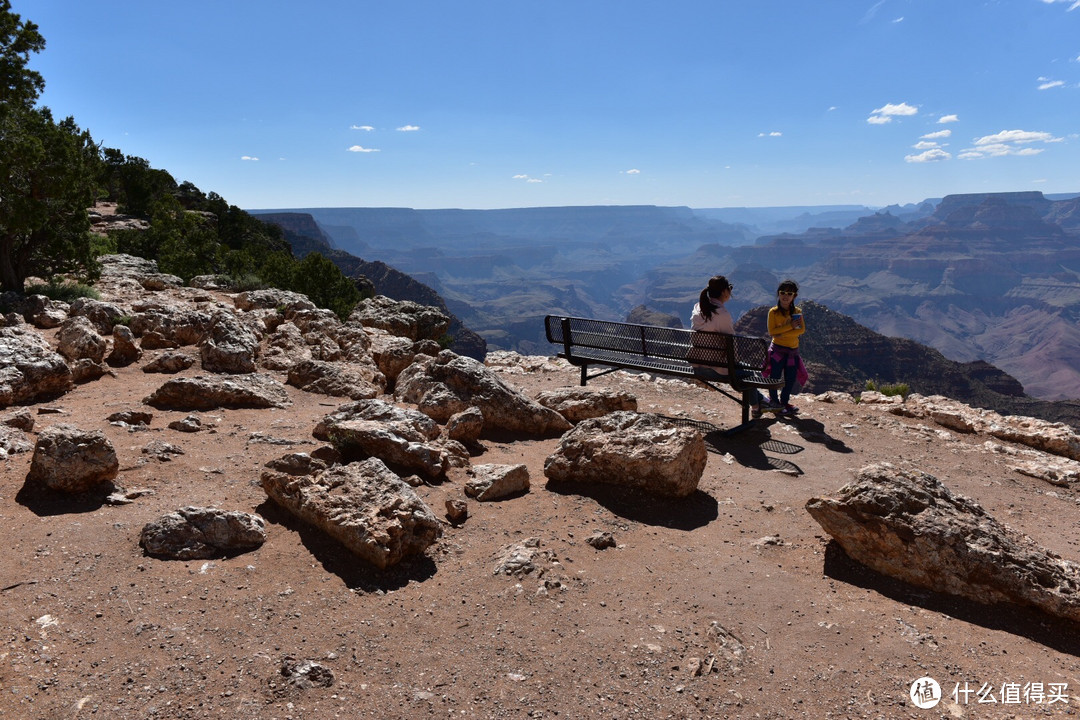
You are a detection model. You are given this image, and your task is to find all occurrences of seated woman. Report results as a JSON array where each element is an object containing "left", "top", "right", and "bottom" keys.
[{"left": 689, "top": 275, "right": 770, "bottom": 415}]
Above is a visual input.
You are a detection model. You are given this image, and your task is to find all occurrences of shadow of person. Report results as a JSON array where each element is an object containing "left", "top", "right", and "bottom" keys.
[
  {"left": 822, "top": 540, "right": 1080, "bottom": 657},
  {"left": 543, "top": 481, "right": 719, "bottom": 530},
  {"left": 255, "top": 500, "right": 437, "bottom": 592},
  {"left": 779, "top": 414, "right": 853, "bottom": 453}
]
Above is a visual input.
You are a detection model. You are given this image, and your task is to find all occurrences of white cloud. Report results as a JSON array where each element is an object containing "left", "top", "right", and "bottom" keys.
[
  {"left": 624, "top": 168, "right": 641, "bottom": 174},
  {"left": 959, "top": 129, "right": 1062, "bottom": 159},
  {"left": 1038, "top": 77, "right": 1066, "bottom": 90},
  {"left": 1041, "top": 0, "right": 1080, "bottom": 10},
  {"left": 512, "top": 174, "right": 529, "bottom": 180},
  {"left": 347, "top": 145, "right": 380, "bottom": 153},
  {"left": 350, "top": 125, "right": 375, "bottom": 131},
  {"left": 905, "top": 148, "right": 951, "bottom": 163},
  {"left": 527, "top": 178, "right": 542, "bottom": 183},
  {"left": 892, "top": 16, "right": 904, "bottom": 23},
  {"left": 913, "top": 141, "right": 940, "bottom": 150},
  {"left": 938, "top": 114, "right": 959, "bottom": 124},
  {"left": 240, "top": 156, "right": 259, "bottom": 161},
  {"left": 974, "top": 129, "right": 1062, "bottom": 146},
  {"left": 757, "top": 131, "right": 782, "bottom": 137},
  {"left": 512, "top": 174, "right": 542, "bottom": 183},
  {"left": 868, "top": 102, "right": 918, "bottom": 124},
  {"left": 921, "top": 129, "right": 952, "bottom": 139},
  {"left": 397, "top": 125, "right": 421, "bottom": 132}
]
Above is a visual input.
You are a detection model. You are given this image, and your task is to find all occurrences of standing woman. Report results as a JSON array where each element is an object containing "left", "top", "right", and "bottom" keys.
[{"left": 767, "top": 279, "right": 807, "bottom": 415}]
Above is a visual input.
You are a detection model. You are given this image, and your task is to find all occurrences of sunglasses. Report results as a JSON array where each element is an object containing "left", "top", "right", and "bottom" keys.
[{"left": 779, "top": 290, "right": 796, "bottom": 296}]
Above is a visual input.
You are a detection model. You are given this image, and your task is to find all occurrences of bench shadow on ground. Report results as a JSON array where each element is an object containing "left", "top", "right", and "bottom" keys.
[
  {"left": 823, "top": 541, "right": 1080, "bottom": 656},
  {"left": 765, "top": 413, "right": 854, "bottom": 454},
  {"left": 255, "top": 499, "right": 437, "bottom": 593},
  {"left": 660, "top": 415, "right": 805, "bottom": 476}
]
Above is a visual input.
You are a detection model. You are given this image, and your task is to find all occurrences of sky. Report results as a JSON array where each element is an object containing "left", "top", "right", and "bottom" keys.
[{"left": 14, "top": 0, "right": 1080, "bottom": 210}]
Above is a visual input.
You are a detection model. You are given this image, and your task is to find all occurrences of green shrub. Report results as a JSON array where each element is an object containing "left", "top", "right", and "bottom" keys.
[
  {"left": 24, "top": 279, "right": 100, "bottom": 303},
  {"left": 231, "top": 273, "right": 266, "bottom": 292},
  {"left": 864, "top": 379, "right": 910, "bottom": 399}
]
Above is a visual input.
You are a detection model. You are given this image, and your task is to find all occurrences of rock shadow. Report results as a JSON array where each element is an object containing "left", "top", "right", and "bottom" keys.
[
  {"left": 255, "top": 499, "right": 437, "bottom": 592},
  {"left": 544, "top": 482, "right": 718, "bottom": 531},
  {"left": 15, "top": 482, "right": 116, "bottom": 516},
  {"left": 823, "top": 540, "right": 1080, "bottom": 656}
]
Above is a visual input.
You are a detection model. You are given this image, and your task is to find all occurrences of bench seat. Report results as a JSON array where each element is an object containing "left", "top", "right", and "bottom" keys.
[{"left": 545, "top": 315, "right": 783, "bottom": 432}]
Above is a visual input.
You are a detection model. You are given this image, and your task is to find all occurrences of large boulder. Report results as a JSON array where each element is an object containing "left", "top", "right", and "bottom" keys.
[
  {"left": 349, "top": 295, "right": 449, "bottom": 341},
  {"left": 806, "top": 462, "right": 1080, "bottom": 623},
  {"left": 0, "top": 326, "right": 74, "bottom": 407},
  {"left": 534, "top": 387, "right": 638, "bottom": 423},
  {"left": 544, "top": 412, "right": 706, "bottom": 498},
  {"left": 260, "top": 322, "right": 313, "bottom": 371},
  {"left": 200, "top": 310, "right": 260, "bottom": 374},
  {"left": 128, "top": 302, "right": 213, "bottom": 347},
  {"left": 20, "top": 294, "right": 68, "bottom": 329},
  {"left": 313, "top": 399, "right": 449, "bottom": 478},
  {"left": 106, "top": 324, "right": 142, "bottom": 367},
  {"left": 261, "top": 454, "right": 441, "bottom": 569},
  {"left": 144, "top": 374, "right": 291, "bottom": 410},
  {"left": 56, "top": 315, "right": 107, "bottom": 363},
  {"left": 68, "top": 297, "right": 127, "bottom": 335},
  {"left": 395, "top": 351, "right": 571, "bottom": 437},
  {"left": 233, "top": 288, "right": 316, "bottom": 314},
  {"left": 286, "top": 359, "right": 385, "bottom": 400},
  {"left": 26, "top": 424, "right": 119, "bottom": 493},
  {"left": 465, "top": 463, "right": 530, "bottom": 501},
  {"left": 140, "top": 507, "right": 267, "bottom": 560}
]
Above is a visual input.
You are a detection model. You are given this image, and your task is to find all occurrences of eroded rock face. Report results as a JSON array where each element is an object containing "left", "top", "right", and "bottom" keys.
[
  {"left": 260, "top": 455, "right": 441, "bottom": 569},
  {"left": 543, "top": 412, "right": 706, "bottom": 498},
  {"left": 395, "top": 351, "right": 571, "bottom": 437},
  {"left": 144, "top": 374, "right": 291, "bottom": 410},
  {"left": 891, "top": 394, "right": 1080, "bottom": 462},
  {"left": 140, "top": 507, "right": 267, "bottom": 560},
  {"left": 26, "top": 424, "right": 119, "bottom": 493},
  {"left": 0, "top": 326, "right": 74, "bottom": 408},
  {"left": 806, "top": 462, "right": 1080, "bottom": 623},
  {"left": 534, "top": 387, "right": 638, "bottom": 423}
]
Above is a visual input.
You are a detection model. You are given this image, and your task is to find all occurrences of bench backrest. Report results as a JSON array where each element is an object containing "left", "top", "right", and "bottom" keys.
[{"left": 545, "top": 315, "right": 763, "bottom": 369}]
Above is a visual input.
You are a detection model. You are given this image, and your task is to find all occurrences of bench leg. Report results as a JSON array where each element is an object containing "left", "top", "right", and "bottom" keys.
[{"left": 580, "top": 364, "right": 588, "bottom": 387}]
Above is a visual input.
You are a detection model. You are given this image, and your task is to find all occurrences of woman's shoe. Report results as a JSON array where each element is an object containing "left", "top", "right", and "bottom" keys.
[{"left": 781, "top": 404, "right": 799, "bottom": 416}]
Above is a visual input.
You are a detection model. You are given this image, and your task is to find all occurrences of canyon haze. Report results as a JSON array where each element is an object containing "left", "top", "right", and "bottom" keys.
[{"left": 251, "top": 190, "right": 1080, "bottom": 402}]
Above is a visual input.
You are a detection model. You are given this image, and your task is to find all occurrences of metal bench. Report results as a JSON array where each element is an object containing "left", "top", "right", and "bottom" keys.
[{"left": 545, "top": 314, "right": 783, "bottom": 432}]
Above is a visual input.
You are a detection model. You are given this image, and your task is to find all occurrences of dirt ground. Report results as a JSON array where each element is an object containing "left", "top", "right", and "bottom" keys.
[{"left": 3, "top": 330, "right": 1080, "bottom": 719}]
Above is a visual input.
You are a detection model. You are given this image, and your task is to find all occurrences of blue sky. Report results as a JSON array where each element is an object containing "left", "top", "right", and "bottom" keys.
[{"left": 16, "top": 0, "right": 1080, "bottom": 210}]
